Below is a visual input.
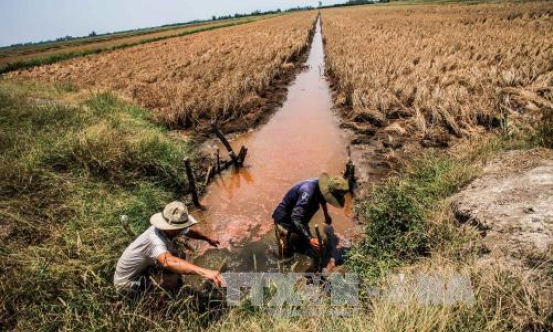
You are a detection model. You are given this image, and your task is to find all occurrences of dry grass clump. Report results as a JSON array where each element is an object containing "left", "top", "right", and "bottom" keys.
[
  {"left": 205, "top": 257, "right": 551, "bottom": 332},
  {"left": 322, "top": 2, "right": 553, "bottom": 142},
  {"left": 12, "top": 12, "right": 317, "bottom": 132}
]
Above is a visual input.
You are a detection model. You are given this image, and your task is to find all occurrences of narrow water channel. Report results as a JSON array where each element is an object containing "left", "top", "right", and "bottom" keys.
[{"left": 192, "top": 18, "right": 355, "bottom": 272}]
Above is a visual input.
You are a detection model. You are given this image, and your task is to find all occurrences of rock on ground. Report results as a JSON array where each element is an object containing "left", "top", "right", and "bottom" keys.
[{"left": 452, "top": 148, "right": 553, "bottom": 268}]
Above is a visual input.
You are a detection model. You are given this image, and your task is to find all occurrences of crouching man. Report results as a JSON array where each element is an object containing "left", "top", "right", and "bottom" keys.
[
  {"left": 114, "top": 201, "right": 224, "bottom": 292},
  {"left": 273, "top": 172, "right": 349, "bottom": 257}
]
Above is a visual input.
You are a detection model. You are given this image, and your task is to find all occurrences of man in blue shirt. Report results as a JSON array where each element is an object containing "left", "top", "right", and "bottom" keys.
[{"left": 272, "top": 172, "right": 349, "bottom": 256}]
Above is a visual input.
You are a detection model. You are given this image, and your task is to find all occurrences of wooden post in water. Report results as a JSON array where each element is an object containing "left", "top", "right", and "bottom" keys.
[
  {"left": 183, "top": 157, "right": 201, "bottom": 208},
  {"left": 211, "top": 124, "right": 240, "bottom": 166},
  {"left": 237, "top": 146, "right": 248, "bottom": 166},
  {"left": 205, "top": 124, "right": 248, "bottom": 186}
]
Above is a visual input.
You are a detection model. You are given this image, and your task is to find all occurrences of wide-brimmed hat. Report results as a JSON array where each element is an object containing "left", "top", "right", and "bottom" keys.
[
  {"left": 319, "top": 172, "right": 350, "bottom": 208},
  {"left": 150, "top": 201, "right": 198, "bottom": 230}
]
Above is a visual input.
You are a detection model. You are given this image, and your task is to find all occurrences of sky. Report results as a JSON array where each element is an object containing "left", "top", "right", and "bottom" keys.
[{"left": 0, "top": 0, "right": 342, "bottom": 47}]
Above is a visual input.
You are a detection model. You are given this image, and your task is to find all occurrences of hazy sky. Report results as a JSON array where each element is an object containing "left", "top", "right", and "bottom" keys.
[{"left": 0, "top": 0, "right": 342, "bottom": 47}]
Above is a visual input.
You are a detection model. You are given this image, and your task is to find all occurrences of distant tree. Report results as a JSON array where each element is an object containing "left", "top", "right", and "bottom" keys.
[
  {"left": 212, "top": 15, "right": 217, "bottom": 21},
  {"left": 88, "top": 31, "right": 97, "bottom": 37},
  {"left": 55, "top": 35, "right": 73, "bottom": 42},
  {"left": 319, "top": 1, "right": 323, "bottom": 8}
]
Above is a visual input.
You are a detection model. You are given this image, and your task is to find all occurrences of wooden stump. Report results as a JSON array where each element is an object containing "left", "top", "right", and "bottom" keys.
[{"left": 183, "top": 157, "right": 201, "bottom": 207}]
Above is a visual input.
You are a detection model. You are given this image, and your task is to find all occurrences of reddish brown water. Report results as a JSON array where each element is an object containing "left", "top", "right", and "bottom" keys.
[{"left": 191, "top": 18, "right": 355, "bottom": 271}]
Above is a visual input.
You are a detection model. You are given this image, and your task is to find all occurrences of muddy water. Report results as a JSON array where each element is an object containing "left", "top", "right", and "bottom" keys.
[{"left": 191, "top": 18, "right": 356, "bottom": 272}]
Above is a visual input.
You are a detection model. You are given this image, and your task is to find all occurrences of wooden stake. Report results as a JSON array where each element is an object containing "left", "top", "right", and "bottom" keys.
[
  {"left": 237, "top": 146, "right": 248, "bottom": 165},
  {"left": 183, "top": 157, "right": 200, "bottom": 207},
  {"left": 211, "top": 124, "right": 239, "bottom": 166}
]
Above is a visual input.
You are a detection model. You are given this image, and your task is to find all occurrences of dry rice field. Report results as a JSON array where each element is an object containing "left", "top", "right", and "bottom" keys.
[
  {"left": 13, "top": 12, "right": 316, "bottom": 131},
  {"left": 322, "top": 1, "right": 553, "bottom": 144},
  {"left": 0, "top": 18, "right": 255, "bottom": 66}
]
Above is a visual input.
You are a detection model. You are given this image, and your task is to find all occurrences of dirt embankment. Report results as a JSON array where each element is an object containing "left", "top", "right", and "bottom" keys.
[{"left": 452, "top": 149, "right": 553, "bottom": 269}]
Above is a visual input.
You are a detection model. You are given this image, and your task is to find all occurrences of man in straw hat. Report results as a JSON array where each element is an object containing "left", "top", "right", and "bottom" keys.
[
  {"left": 114, "top": 201, "right": 224, "bottom": 291},
  {"left": 272, "top": 172, "right": 349, "bottom": 257}
]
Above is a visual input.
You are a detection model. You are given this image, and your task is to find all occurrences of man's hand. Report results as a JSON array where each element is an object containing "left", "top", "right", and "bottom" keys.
[
  {"left": 187, "top": 228, "right": 220, "bottom": 247},
  {"left": 157, "top": 252, "right": 225, "bottom": 287},
  {"left": 202, "top": 269, "right": 225, "bottom": 288},
  {"left": 309, "top": 238, "right": 321, "bottom": 250},
  {"left": 207, "top": 237, "right": 220, "bottom": 247}
]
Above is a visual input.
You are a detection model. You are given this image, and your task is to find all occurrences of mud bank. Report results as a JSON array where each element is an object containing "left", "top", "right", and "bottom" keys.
[
  {"left": 452, "top": 148, "right": 553, "bottom": 269},
  {"left": 318, "top": 17, "right": 418, "bottom": 197}
]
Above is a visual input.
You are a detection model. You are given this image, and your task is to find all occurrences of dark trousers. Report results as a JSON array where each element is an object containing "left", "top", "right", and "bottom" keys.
[{"left": 273, "top": 215, "right": 313, "bottom": 256}]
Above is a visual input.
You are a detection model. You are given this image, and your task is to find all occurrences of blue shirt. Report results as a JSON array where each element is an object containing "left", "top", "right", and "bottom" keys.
[{"left": 272, "top": 178, "right": 325, "bottom": 238}]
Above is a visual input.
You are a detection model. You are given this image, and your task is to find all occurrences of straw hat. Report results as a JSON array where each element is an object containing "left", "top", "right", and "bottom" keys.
[
  {"left": 150, "top": 201, "right": 198, "bottom": 230},
  {"left": 318, "top": 172, "right": 350, "bottom": 208}
]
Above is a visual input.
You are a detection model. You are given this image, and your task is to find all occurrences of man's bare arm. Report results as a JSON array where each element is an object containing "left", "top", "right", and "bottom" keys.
[
  {"left": 186, "top": 227, "right": 219, "bottom": 247},
  {"left": 320, "top": 201, "right": 332, "bottom": 225},
  {"left": 157, "top": 252, "right": 224, "bottom": 287}
]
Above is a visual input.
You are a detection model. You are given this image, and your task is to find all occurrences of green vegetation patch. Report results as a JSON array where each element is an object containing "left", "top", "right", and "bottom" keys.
[
  {"left": 0, "top": 80, "right": 205, "bottom": 330},
  {"left": 347, "top": 154, "right": 477, "bottom": 281},
  {"left": 347, "top": 127, "right": 547, "bottom": 282}
]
